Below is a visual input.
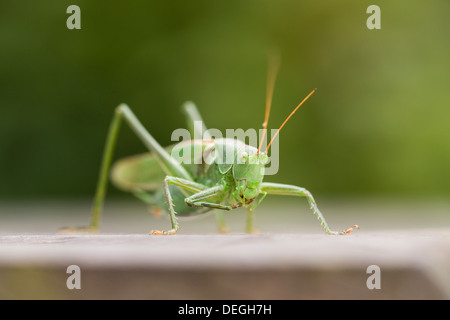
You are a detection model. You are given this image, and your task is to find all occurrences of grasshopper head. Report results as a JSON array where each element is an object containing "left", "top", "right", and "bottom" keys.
[{"left": 232, "top": 147, "right": 268, "bottom": 203}]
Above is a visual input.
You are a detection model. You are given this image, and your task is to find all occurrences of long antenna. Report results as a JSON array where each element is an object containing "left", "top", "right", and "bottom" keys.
[
  {"left": 257, "top": 53, "right": 280, "bottom": 154},
  {"left": 265, "top": 88, "right": 317, "bottom": 153}
]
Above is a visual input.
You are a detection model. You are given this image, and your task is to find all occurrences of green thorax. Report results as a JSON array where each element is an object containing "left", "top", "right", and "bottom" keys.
[{"left": 193, "top": 138, "right": 268, "bottom": 206}]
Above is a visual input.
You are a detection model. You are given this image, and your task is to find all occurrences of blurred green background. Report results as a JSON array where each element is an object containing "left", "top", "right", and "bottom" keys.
[{"left": 0, "top": 0, "right": 449, "bottom": 200}]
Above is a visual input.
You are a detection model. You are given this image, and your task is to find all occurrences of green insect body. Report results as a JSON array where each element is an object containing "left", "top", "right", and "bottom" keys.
[
  {"left": 112, "top": 135, "right": 268, "bottom": 227},
  {"left": 61, "top": 60, "right": 358, "bottom": 235},
  {"left": 62, "top": 97, "right": 358, "bottom": 235}
]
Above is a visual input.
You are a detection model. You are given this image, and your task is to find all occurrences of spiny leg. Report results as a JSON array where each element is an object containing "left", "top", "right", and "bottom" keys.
[
  {"left": 261, "top": 182, "right": 359, "bottom": 235},
  {"left": 185, "top": 186, "right": 236, "bottom": 234},
  {"left": 150, "top": 177, "right": 178, "bottom": 235},
  {"left": 58, "top": 104, "right": 124, "bottom": 233},
  {"left": 149, "top": 176, "right": 209, "bottom": 235},
  {"left": 152, "top": 180, "right": 229, "bottom": 235},
  {"left": 59, "top": 104, "right": 193, "bottom": 233},
  {"left": 185, "top": 185, "right": 235, "bottom": 233},
  {"left": 184, "top": 185, "right": 231, "bottom": 210},
  {"left": 93, "top": 105, "right": 193, "bottom": 230}
]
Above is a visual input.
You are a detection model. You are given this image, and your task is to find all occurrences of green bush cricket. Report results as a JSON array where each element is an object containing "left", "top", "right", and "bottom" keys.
[{"left": 62, "top": 64, "right": 358, "bottom": 235}]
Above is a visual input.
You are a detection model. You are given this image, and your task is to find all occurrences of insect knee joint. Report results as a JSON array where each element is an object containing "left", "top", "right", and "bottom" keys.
[
  {"left": 115, "top": 104, "right": 128, "bottom": 115},
  {"left": 185, "top": 198, "right": 196, "bottom": 207}
]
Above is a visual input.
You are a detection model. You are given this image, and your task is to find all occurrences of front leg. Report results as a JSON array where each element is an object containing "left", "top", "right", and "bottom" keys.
[
  {"left": 151, "top": 178, "right": 229, "bottom": 235},
  {"left": 261, "top": 182, "right": 359, "bottom": 235},
  {"left": 245, "top": 191, "right": 267, "bottom": 234},
  {"left": 59, "top": 104, "right": 193, "bottom": 234},
  {"left": 150, "top": 176, "right": 208, "bottom": 235},
  {"left": 184, "top": 185, "right": 231, "bottom": 211},
  {"left": 184, "top": 185, "right": 232, "bottom": 233}
]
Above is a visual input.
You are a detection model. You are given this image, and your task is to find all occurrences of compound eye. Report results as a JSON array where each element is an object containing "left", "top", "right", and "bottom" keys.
[
  {"left": 239, "top": 152, "right": 249, "bottom": 163},
  {"left": 259, "top": 153, "right": 268, "bottom": 165}
]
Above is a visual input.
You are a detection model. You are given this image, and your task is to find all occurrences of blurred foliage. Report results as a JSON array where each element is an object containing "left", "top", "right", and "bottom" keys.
[{"left": 0, "top": 0, "right": 449, "bottom": 199}]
